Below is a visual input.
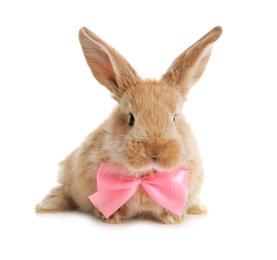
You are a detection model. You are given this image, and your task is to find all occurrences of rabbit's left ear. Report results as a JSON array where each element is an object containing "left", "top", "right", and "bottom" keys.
[{"left": 162, "top": 26, "right": 222, "bottom": 97}]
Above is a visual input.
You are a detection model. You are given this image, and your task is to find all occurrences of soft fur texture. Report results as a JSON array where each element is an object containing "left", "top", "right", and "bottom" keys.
[{"left": 36, "top": 26, "right": 222, "bottom": 224}]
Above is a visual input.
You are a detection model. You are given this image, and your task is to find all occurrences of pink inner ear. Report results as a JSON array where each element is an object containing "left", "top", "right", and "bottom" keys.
[
  {"left": 185, "top": 43, "right": 213, "bottom": 88},
  {"left": 96, "top": 50, "right": 118, "bottom": 87}
]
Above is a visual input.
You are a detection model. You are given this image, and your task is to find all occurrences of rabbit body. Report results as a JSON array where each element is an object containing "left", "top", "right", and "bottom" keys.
[{"left": 36, "top": 26, "right": 222, "bottom": 224}]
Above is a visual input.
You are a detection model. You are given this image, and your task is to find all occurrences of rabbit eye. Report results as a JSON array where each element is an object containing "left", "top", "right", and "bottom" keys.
[
  {"left": 173, "top": 114, "right": 177, "bottom": 123},
  {"left": 128, "top": 113, "right": 135, "bottom": 126}
]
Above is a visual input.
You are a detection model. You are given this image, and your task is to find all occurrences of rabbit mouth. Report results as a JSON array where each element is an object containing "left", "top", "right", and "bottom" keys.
[
  {"left": 129, "top": 163, "right": 176, "bottom": 177},
  {"left": 126, "top": 156, "right": 181, "bottom": 176}
]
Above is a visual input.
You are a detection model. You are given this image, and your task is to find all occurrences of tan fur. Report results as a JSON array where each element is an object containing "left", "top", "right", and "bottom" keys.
[{"left": 36, "top": 26, "right": 222, "bottom": 224}]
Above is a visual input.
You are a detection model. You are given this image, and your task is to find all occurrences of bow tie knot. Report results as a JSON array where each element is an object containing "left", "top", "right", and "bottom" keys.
[{"left": 89, "top": 163, "right": 189, "bottom": 218}]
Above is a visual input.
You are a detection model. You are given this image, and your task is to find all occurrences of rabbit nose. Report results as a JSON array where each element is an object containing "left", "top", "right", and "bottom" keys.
[
  {"left": 151, "top": 155, "right": 159, "bottom": 162},
  {"left": 147, "top": 153, "right": 159, "bottom": 162},
  {"left": 145, "top": 145, "right": 160, "bottom": 161}
]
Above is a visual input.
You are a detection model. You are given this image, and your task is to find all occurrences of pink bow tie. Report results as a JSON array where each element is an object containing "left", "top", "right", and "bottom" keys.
[{"left": 88, "top": 163, "right": 189, "bottom": 218}]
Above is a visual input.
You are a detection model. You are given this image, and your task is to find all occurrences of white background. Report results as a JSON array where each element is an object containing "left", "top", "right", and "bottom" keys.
[{"left": 1, "top": 0, "right": 276, "bottom": 259}]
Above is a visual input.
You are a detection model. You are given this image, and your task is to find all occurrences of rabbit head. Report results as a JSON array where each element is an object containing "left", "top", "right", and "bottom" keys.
[{"left": 79, "top": 27, "right": 222, "bottom": 175}]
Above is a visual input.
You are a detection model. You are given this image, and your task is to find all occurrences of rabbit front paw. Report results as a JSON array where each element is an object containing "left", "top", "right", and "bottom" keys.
[
  {"left": 158, "top": 211, "right": 183, "bottom": 224},
  {"left": 187, "top": 204, "right": 208, "bottom": 214},
  {"left": 96, "top": 208, "right": 126, "bottom": 224}
]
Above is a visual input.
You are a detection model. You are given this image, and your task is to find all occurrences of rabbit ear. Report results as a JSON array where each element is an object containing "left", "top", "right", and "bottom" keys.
[
  {"left": 162, "top": 26, "right": 222, "bottom": 97},
  {"left": 79, "top": 27, "right": 140, "bottom": 98}
]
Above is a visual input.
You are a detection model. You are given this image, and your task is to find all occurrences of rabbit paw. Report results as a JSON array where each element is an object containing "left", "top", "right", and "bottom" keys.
[
  {"left": 96, "top": 208, "right": 126, "bottom": 224},
  {"left": 187, "top": 204, "right": 208, "bottom": 214},
  {"left": 158, "top": 211, "right": 183, "bottom": 224}
]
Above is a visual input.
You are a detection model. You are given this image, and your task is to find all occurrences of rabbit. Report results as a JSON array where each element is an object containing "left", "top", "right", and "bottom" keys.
[{"left": 35, "top": 26, "right": 222, "bottom": 224}]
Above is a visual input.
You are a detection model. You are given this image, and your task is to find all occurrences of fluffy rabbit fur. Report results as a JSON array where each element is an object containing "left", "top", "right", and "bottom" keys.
[{"left": 36, "top": 26, "right": 222, "bottom": 224}]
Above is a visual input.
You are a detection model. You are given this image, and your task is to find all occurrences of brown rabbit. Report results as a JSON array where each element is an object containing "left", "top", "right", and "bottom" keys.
[{"left": 36, "top": 26, "right": 222, "bottom": 224}]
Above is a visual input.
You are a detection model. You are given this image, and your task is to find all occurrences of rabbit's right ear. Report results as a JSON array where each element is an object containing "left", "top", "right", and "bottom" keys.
[{"left": 79, "top": 27, "right": 140, "bottom": 99}]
